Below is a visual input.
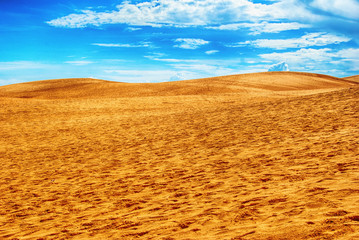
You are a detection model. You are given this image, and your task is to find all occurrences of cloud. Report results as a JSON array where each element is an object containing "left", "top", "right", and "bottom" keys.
[
  {"left": 65, "top": 61, "right": 94, "bottom": 65},
  {"left": 0, "top": 61, "right": 49, "bottom": 70},
  {"left": 103, "top": 69, "right": 173, "bottom": 82},
  {"left": 169, "top": 63, "right": 240, "bottom": 77},
  {"left": 137, "top": 56, "right": 255, "bottom": 80},
  {"left": 174, "top": 38, "right": 209, "bottom": 49},
  {"left": 169, "top": 72, "right": 187, "bottom": 81},
  {"left": 207, "top": 21, "right": 310, "bottom": 35},
  {"left": 232, "top": 32, "right": 351, "bottom": 49},
  {"left": 126, "top": 27, "right": 142, "bottom": 31},
  {"left": 205, "top": 50, "right": 219, "bottom": 55},
  {"left": 148, "top": 58, "right": 198, "bottom": 63},
  {"left": 260, "top": 48, "right": 335, "bottom": 62},
  {"left": 336, "top": 48, "right": 359, "bottom": 71},
  {"left": 46, "top": 0, "right": 315, "bottom": 29},
  {"left": 92, "top": 42, "right": 152, "bottom": 48},
  {"left": 310, "top": 0, "right": 359, "bottom": 20},
  {"left": 259, "top": 48, "right": 338, "bottom": 74},
  {"left": 147, "top": 48, "right": 359, "bottom": 77},
  {"left": 258, "top": 47, "right": 359, "bottom": 74},
  {"left": 102, "top": 69, "right": 194, "bottom": 83},
  {"left": 147, "top": 56, "right": 269, "bottom": 77},
  {"left": 268, "top": 62, "right": 290, "bottom": 72},
  {"left": 336, "top": 48, "right": 359, "bottom": 60},
  {"left": 144, "top": 54, "right": 199, "bottom": 63}
]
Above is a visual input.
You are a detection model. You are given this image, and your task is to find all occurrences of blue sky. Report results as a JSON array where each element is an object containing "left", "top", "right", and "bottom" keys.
[{"left": 1, "top": 0, "right": 358, "bottom": 85}]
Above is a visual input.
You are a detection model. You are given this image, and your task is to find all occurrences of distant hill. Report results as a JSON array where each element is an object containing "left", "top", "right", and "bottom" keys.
[
  {"left": 343, "top": 75, "right": 359, "bottom": 83},
  {"left": 0, "top": 72, "right": 357, "bottom": 99}
]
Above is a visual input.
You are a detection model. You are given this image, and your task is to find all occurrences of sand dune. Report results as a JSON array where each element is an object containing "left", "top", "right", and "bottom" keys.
[
  {"left": 343, "top": 75, "right": 359, "bottom": 83},
  {"left": 0, "top": 72, "right": 358, "bottom": 239},
  {"left": 0, "top": 72, "right": 355, "bottom": 100}
]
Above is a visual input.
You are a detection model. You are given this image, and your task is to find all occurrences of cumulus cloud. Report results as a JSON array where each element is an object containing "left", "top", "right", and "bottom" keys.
[
  {"left": 268, "top": 62, "right": 290, "bottom": 72},
  {"left": 46, "top": 0, "right": 315, "bottom": 29},
  {"left": 174, "top": 38, "right": 209, "bottom": 49},
  {"left": 259, "top": 48, "right": 336, "bottom": 74},
  {"left": 258, "top": 47, "right": 359, "bottom": 74},
  {"left": 232, "top": 32, "right": 351, "bottom": 49}
]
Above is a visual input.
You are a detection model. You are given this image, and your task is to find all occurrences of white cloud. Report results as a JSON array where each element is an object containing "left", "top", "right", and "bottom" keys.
[
  {"left": 258, "top": 47, "right": 359, "bottom": 74},
  {"left": 147, "top": 58, "right": 199, "bottom": 63},
  {"left": 144, "top": 54, "right": 199, "bottom": 63},
  {"left": 207, "top": 22, "right": 310, "bottom": 35},
  {"left": 170, "top": 63, "right": 239, "bottom": 77},
  {"left": 336, "top": 48, "right": 359, "bottom": 71},
  {"left": 260, "top": 48, "right": 335, "bottom": 62},
  {"left": 0, "top": 61, "right": 48, "bottom": 70},
  {"left": 336, "top": 48, "right": 359, "bottom": 60},
  {"left": 268, "top": 62, "right": 290, "bottom": 72},
  {"left": 169, "top": 72, "right": 187, "bottom": 81},
  {"left": 65, "top": 61, "right": 94, "bottom": 65},
  {"left": 311, "top": 0, "right": 359, "bottom": 20},
  {"left": 232, "top": 32, "right": 351, "bottom": 49},
  {"left": 126, "top": 27, "right": 142, "bottom": 31},
  {"left": 174, "top": 38, "right": 209, "bottom": 49},
  {"left": 92, "top": 42, "right": 152, "bottom": 48},
  {"left": 144, "top": 47, "right": 359, "bottom": 77},
  {"left": 205, "top": 50, "right": 219, "bottom": 55},
  {"left": 46, "top": 0, "right": 316, "bottom": 29},
  {"left": 259, "top": 48, "right": 339, "bottom": 74}
]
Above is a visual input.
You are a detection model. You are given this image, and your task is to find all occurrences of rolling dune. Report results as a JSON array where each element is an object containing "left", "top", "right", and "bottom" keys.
[
  {"left": 0, "top": 72, "right": 355, "bottom": 99},
  {"left": 0, "top": 72, "right": 358, "bottom": 239}
]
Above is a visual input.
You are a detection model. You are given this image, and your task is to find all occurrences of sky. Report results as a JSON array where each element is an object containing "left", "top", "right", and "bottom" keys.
[{"left": 1, "top": 0, "right": 359, "bottom": 85}]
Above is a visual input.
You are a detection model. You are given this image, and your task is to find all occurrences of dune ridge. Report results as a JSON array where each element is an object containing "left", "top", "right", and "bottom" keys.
[
  {"left": 0, "top": 72, "right": 358, "bottom": 239},
  {"left": 0, "top": 72, "right": 356, "bottom": 99},
  {"left": 343, "top": 75, "right": 359, "bottom": 83}
]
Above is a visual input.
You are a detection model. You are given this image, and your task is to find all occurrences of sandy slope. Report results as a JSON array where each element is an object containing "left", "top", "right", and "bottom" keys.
[{"left": 0, "top": 72, "right": 358, "bottom": 239}]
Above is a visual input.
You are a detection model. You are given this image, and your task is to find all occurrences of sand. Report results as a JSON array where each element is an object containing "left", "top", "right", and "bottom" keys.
[{"left": 0, "top": 72, "right": 358, "bottom": 239}]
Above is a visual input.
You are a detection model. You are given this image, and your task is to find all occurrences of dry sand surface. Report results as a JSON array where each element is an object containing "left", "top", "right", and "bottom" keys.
[{"left": 0, "top": 72, "right": 358, "bottom": 239}]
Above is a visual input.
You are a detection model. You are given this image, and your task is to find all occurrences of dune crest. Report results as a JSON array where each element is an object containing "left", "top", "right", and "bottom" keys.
[
  {"left": 0, "top": 72, "right": 356, "bottom": 99},
  {"left": 343, "top": 74, "right": 359, "bottom": 83}
]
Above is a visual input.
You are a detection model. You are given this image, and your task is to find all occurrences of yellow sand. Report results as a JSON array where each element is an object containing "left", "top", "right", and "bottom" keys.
[{"left": 0, "top": 72, "right": 358, "bottom": 239}]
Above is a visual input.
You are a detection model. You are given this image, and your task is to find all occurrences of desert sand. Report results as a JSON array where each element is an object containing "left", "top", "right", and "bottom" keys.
[{"left": 0, "top": 72, "right": 358, "bottom": 239}]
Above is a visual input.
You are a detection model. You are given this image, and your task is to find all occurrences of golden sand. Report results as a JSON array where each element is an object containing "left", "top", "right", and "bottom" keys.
[{"left": 0, "top": 72, "right": 358, "bottom": 239}]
